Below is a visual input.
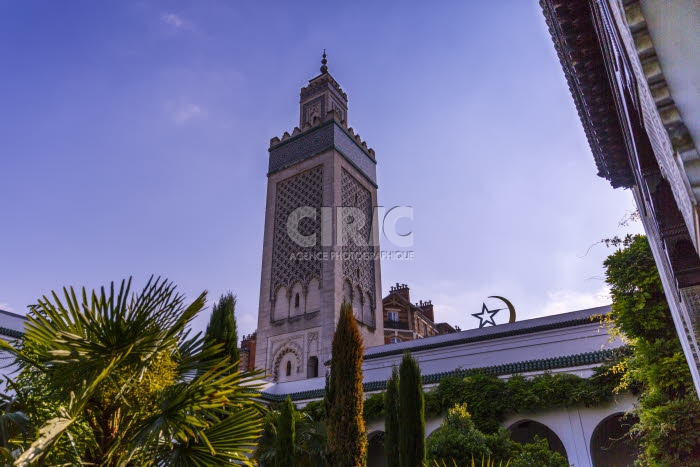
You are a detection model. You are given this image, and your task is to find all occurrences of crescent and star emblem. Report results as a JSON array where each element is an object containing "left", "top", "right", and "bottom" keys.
[{"left": 472, "top": 296, "right": 517, "bottom": 328}]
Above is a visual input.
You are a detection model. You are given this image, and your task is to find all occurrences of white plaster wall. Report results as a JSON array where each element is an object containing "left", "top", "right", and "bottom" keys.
[
  {"left": 366, "top": 395, "right": 637, "bottom": 467},
  {"left": 0, "top": 311, "right": 27, "bottom": 392},
  {"left": 640, "top": 0, "right": 700, "bottom": 202},
  {"left": 503, "top": 393, "right": 637, "bottom": 467},
  {"left": 362, "top": 322, "right": 624, "bottom": 386}
]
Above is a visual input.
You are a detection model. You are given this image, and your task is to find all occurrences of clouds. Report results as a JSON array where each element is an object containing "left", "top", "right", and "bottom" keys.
[
  {"left": 157, "top": 66, "right": 244, "bottom": 127},
  {"left": 171, "top": 102, "right": 205, "bottom": 125},
  {"left": 161, "top": 12, "right": 187, "bottom": 29},
  {"left": 539, "top": 286, "right": 611, "bottom": 317}
]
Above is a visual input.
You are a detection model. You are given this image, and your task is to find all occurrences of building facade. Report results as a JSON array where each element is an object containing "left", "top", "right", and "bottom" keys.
[
  {"left": 254, "top": 55, "right": 384, "bottom": 382},
  {"left": 382, "top": 283, "right": 455, "bottom": 344},
  {"left": 0, "top": 309, "right": 27, "bottom": 390},
  {"left": 261, "top": 306, "right": 636, "bottom": 467},
  {"left": 541, "top": 0, "right": 700, "bottom": 392},
  {"left": 239, "top": 332, "right": 257, "bottom": 372}
]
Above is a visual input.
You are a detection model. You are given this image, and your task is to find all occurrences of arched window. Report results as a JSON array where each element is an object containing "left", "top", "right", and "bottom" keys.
[
  {"left": 286, "top": 361, "right": 292, "bottom": 377},
  {"left": 294, "top": 293, "right": 300, "bottom": 308},
  {"left": 590, "top": 413, "right": 638, "bottom": 466},
  {"left": 307, "top": 356, "right": 319, "bottom": 378},
  {"left": 508, "top": 420, "right": 567, "bottom": 461}
]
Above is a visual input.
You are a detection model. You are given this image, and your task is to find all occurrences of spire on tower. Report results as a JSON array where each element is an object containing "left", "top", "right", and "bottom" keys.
[{"left": 320, "top": 49, "right": 328, "bottom": 74}]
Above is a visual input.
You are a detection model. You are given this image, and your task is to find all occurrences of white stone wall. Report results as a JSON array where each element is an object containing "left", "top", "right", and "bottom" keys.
[
  {"left": 0, "top": 310, "right": 27, "bottom": 392},
  {"left": 365, "top": 393, "right": 637, "bottom": 467}
]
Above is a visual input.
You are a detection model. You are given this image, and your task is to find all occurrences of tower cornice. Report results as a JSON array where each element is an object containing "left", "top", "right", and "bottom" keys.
[
  {"left": 300, "top": 73, "right": 348, "bottom": 102},
  {"left": 267, "top": 119, "right": 377, "bottom": 187}
]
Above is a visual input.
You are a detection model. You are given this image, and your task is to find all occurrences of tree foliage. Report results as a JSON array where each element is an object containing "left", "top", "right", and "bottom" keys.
[
  {"left": 275, "top": 397, "right": 295, "bottom": 467},
  {"left": 256, "top": 401, "right": 327, "bottom": 467},
  {"left": 426, "top": 403, "right": 567, "bottom": 467},
  {"left": 204, "top": 292, "right": 240, "bottom": 369},
  {"left": 415, "top": 366, "right": 619, "bottom": 434},
  {"left": 0, "top": 277, "right": 264, "bottom": 466},
  {"left": 384, "top": 367, "right": 400, "bottom": 467},
  {"left": 0, "top": 389, "right": 32, "bottom": 464},
  {"left": 603, "top": 235, "right": 700, "bottom": 464},
  {"left": 326, "top": 301, "right": 366, "bottom": 467},
  {"left": 398, "top": 351, "right": 425, "bottom": 467}
]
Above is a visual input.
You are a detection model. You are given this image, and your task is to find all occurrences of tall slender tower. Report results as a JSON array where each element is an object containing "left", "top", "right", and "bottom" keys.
[{"left": 255, "top": 53, "right": 384, "bottom": 381}]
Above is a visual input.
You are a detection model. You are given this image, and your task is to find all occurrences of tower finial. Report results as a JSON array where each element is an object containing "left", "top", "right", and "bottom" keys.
[{"left": 320, "top": 49, "right": 328, "bottom": 74}]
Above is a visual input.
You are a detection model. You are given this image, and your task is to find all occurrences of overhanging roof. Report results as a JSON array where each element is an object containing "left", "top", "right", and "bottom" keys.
[{"left": 540, "top": 0, "right": 635, "bottom": 188}]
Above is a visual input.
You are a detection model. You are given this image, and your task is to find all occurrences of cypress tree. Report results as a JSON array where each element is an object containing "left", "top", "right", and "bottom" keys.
[
  {"left": 398, "top": 351, "right": 425, "bottom": 467},
  {"left": 276, "top": 397, "right": 296, "bottom": 467},
  {"left": 327, "top": 300, "right": 367, "bottom": 467},
  {"left": 204, "top": 292, "right": 239, "bottom": 367},
  {"left": 384, "top": 366, "right": 400, "bottom": 467}
]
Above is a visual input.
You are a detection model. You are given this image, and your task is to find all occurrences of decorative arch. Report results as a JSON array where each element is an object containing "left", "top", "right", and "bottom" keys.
[
  {"left": 273, "top": 286, "right": 289, "bottom": 321},
  {"left": 353, "top": 285, "right": 363, "bottom": 319},
  {"left": 366, "top": 431, "right": 385, "bottom": 467},
  {"left": 342, "top": 280, "right": 353, "bottom": 307},
  {"left": 507, "top": 419, "right": 567, "bottom": 461},
  {"left": 363, "top": 291, "right": 373, "bottom": 325},
  {"left": 306, "top": 277, "right": 321, "bottom": 313},
  {"left": 307, "top": 356, "right": 319, "bottom": 378},
  {"left": 271, "top": 341, "right": 304, "bottom": 382},
  {"left": 590, "top": 412, "right": 638, "bottom": 466},
  {"left": 290, "top": 281, "right": 304, "bottom": 317}
]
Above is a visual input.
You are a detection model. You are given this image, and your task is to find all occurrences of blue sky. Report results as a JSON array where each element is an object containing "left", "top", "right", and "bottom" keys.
[{"left": 0, "top": 1, "right": 641, "bottom": 337}]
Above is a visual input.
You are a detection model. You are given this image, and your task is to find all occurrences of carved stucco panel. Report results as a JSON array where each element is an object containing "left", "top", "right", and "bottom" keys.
[
  {"left": 271, "top": 166, "right": 324, "bottom": 300},
  {"left": 341, "top": 168, "right": 376, "bottom": 325}
]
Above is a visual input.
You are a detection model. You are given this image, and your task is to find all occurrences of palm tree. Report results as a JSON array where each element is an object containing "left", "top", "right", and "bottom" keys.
[
  {"left": 0, "top": 386, "right": 32, "bottom": 465},
  {"left": 255, "top": 404, "right": 328, "bottom": 466},
  {"left": 0, "top": 277, "right": 264, "bottom": 466}
]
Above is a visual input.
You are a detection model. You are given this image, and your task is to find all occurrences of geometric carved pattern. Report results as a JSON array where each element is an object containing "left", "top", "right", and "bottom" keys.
[
  {"left": 269, "top": 123, "right": 377, "bottom": 185},
  {"left": 341, "top": 168, "right": 376, "bottom": 321},
  {"left": 302, "top": 97, "right": 324, "bottom": 127},
  {"left": 330, "top": 98, "right": 346, "bottom": 123},
  {"left": 333, "top": 124, "right": 377, "bottom": 184},
  {"left": 271, "top": 166, "right": 323, "bottom": 298},
  {"left": 269, "top": 124, "right": 334, "bottom": 174},
  {"left": 681, "top": 285, "right": 700, "bottom": 361},
  {"left": 271, "top": 339, "right": 304, "bottom": 382},
  {"left": 308, "top": 331, "right": 319, "bottom": 354},
  {"left": 682, "top": 286, "right": 700, "bottom": 316}
]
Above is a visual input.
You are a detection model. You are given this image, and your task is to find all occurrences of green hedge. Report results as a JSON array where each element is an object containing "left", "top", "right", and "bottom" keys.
[{"left": 363, "top": 364, "right": 623, "bottom": 433}]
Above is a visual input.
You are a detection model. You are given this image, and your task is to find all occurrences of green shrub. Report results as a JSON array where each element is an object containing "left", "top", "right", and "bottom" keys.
[
  {"left": 399, "top": 351, "right": 426, "bottom": 467},
  {"left": 363, "top": 392, "right": 385, "bottom": 421},
  {"left": 604, "top": 235, "right": 700, "bottom": 464},
  {"left": 427, "top": 403, "right": 567, "bottom": 467}
]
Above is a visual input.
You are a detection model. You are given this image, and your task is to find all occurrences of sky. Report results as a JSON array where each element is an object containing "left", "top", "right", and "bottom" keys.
[{"left": 0, "top": 1, "right": 642, "bottom": 338}]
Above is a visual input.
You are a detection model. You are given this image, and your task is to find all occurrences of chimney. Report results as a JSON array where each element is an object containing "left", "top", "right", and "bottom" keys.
[
  {"left": 390, "top": 282, "right": 411, "bottom": 302},
  {"left": 240, "top": 332, "right": 257, "bottom": 371},
  {"left": 419, "top": 300, "right": 434, "bottom": 321}
]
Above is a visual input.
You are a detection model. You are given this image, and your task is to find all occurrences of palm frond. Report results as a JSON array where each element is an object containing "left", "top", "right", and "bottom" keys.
[
  {"left": 14, "top": 355, "right": 123, "bottom": 467},
  {"left": 115, "top": 361, "right": 263, "bottom": 465}
]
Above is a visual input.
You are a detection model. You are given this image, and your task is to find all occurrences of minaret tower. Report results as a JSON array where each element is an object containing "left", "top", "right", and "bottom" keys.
[{"left": 255, "top": 53, "right": 384, "bottom": 381}]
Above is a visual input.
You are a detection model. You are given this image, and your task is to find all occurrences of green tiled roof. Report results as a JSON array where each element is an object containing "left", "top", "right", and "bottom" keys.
[
  {"left": 261, "top": 347, "right": 626, "bottom": 402},
  {"left": 0, "top": 327, "right": 23, "bottom": 339}
]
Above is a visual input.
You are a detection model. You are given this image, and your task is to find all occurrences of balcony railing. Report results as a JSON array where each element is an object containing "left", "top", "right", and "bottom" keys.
[{"left": 384, "top": 320, "right": 409, "bottom": 330}]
